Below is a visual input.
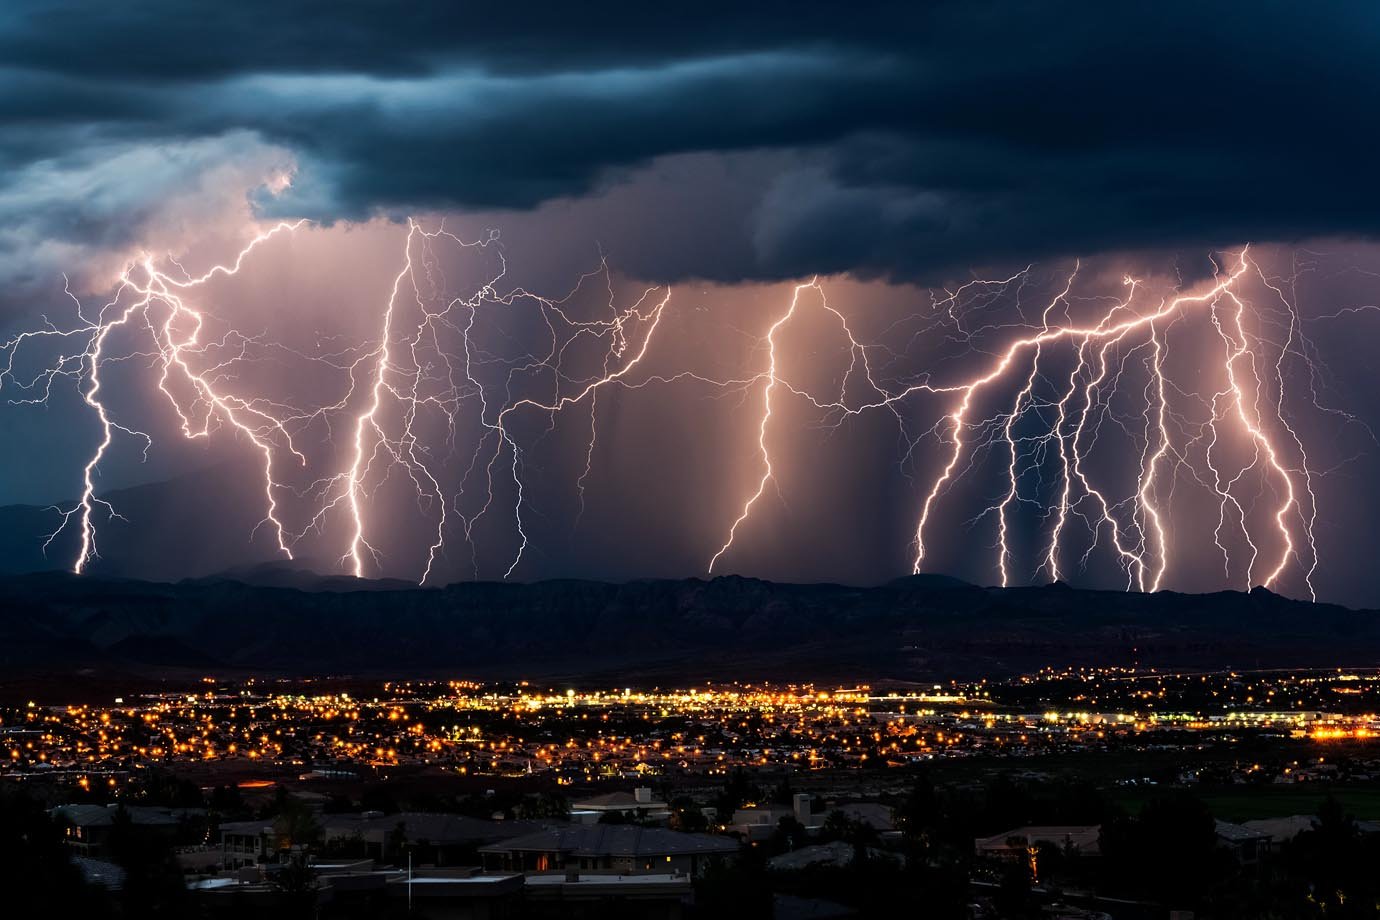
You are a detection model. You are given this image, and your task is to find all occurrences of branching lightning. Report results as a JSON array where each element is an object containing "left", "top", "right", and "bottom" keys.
[
  {"left": 708, "top": 248, "right": 1347, "bottom": 600},
  {"left": 3, "top": 223, "right": 1366, "bottom": 598}
]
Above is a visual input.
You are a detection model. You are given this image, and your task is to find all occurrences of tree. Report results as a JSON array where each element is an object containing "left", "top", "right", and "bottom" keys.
[
  {"left": 387, "top": 821, "right": 409, "bottom": 862},
  {"left": 132, "top": 769, "right": 206, "bottom": 808},
  {"left": 693, "top": 850, "right": 769, "bottom": 918},
  {"left": 273, "top": 797, "right": 323, "bottom": 852},
  {"left": 0, "top": 788, "right": 112, "bottom": 915},
  {"left": 770, "top": 815, "right": 810, "bottom": 853},
  {"left": 1280, "top": 796, "right": 1379, "bottom": 917},
  {"left": 820, "top": 810, "right": 879, "bottom": 849},
  {"left": 1098, "top": 792, "right": 1230, "bottom": 908},
  {"left": 994, "top": 859, "right": 1035, "bottom": 918},
  {"left": 714, "top": 768, "right": 759, "bottom": 823},
  {"left": 209, "top": 783, "right": 248, "bottom": 816},
  {"left": 108, "top": 805, "right": 190, "bottom": 918},
  {"left": 517, "top": 791, "right": 570, "bottom": 820},
  {"left": 670, "top": 796, "right": 709, "bottom": 833},
  {"left": 896, "top": 774, "right": 939, "bottom": 865},
  {"left": 270, "top": 850, "right": 320, "bottom": 920},
  {"left": 978, "top": 775, "right": 1034, "bottom": 835}
]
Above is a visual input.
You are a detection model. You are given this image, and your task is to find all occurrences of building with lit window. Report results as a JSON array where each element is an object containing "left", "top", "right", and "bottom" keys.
[{"left": 53, "top": 803, "right": 191, "bottom": 857}]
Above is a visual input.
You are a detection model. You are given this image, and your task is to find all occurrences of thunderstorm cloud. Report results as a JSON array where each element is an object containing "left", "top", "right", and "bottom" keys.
[{"left": 2, "top": 1, "right": 1379, "bottom": 287}]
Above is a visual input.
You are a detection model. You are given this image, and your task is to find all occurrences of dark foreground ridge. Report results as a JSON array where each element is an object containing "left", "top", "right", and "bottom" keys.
[{"left": 0, "top": 566, "right": 1377, "bottom": 689}]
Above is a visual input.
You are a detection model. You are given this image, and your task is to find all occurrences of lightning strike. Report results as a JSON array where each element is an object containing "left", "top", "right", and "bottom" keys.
[
  {"left": 706, "top": 247, "right": 1336, "bottom": 599},
  {"left": 3, "top": 223, "right": 1360, "bottom": 599}
]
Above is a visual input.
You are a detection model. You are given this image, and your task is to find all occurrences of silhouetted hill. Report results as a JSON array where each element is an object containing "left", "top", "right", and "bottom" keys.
[
  {"left": 0, "top": 466, "right": 284, "bottom": 581},
  {"left": 181, "top": 561, "right": 418, "bottom": 592},
  {"left": 0, "top": 572, "right": 1376, "bottom": 691}
]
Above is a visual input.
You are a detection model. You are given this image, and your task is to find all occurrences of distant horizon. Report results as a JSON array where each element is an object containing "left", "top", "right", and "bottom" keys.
[
  {"left": 9, "top": 547, "right": 1363, "bottom": 610},
  {"left": 9, "top": 461, "right": 1380, "bottom": 609}
]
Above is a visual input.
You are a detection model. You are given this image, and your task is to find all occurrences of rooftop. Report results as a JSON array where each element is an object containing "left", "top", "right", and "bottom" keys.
[
  {"left": 525, "top": 871, "right": 691, "bottom": 887},
  {"left": 974, "top": 825, "right": 1102, "bottom": 853},
  {"left": 480, "top": 825, "right": 738, "bottom": 858},
  {"left": 321, "top": 812, "right": 550, "bottom": 845},
  {"left": 571, "top": 791, "right": 660, "bottom": 809},
  {"left": 1215, "top": 820, "right": 1274, "bottom": 843},
  {"left": 72, "top": 856, "right": 126, "bottom": 890},
  {"left": 53, "top": 804, "right": 191, "bottom": 827}
]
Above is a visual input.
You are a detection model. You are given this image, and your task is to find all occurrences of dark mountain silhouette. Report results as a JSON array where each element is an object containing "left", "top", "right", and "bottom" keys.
[
  {"left": 180, "top": 561, "right": 418, "bottom": 592},
  {"left": 0, "top": 571, "right": 1376, "bottom": 695},
  {"left": 0, "top": 466, "right": 285, "bottom": 582}
]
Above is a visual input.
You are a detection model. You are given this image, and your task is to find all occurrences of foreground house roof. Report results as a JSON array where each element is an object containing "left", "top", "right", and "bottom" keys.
[
  {"left": 321, "top": 812, "right": 549, "bottom": 845},
  {"left": 571, "top": 791, "right": 666, "bottom": 810},
  {"left": 974, "top": 825, "right": 1102, "bottom": 854},
  {"left": 479, "top": 825, "right": 738, "bottom": 858},
  {"left": 53, "top": 804, "right": 193, "bottom": 827}
]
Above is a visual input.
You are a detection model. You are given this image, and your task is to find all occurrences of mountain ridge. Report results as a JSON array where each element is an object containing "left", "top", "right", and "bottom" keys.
[{"left": 0, "top": 571, "right": 1375, "bottom": 694}]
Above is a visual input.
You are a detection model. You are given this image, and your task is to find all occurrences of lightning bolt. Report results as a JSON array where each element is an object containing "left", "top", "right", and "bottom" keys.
[
  {"left": 708, "top": 248, "right": 1337, "bottom": 599},
  {"left": 15, "top": 221, "right": 309, "bottom": 572},
  {"left": 4, "top": 220, "right": 1362, "bottom": 599},
  {"left": 320, "top": 220, "right": 677, "bottom": 583}
]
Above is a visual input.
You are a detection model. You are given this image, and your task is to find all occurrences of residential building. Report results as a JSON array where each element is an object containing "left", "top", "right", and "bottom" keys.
[
  {"left": 570, "top": 787, "right": 670, "bottom": 824},
  {"left": 1214, "top": 820, "right": 1273, "bottom": 865},
  {"left": 523, "top": 869, "right": 692, "bottom": 920},
  {"left": 974, "top": 825, "right": 1102, "bottom": 860},
  {"left": 728, "top": 793, "right": 818, "bottom": 840},
  {"left": 52, "top": 803, "right": 192, "bottom": 857},
  {"left": 479, "top": 825, "right": 737, "bottom": 875}
]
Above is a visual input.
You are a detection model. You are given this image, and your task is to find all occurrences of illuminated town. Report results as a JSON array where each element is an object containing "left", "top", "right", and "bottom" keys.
[
  {"left": 9, "top": 668, "right": 1380, "bottom": 916},
  {"left": 9, "top": 669, "right": 1380, "bottom": 789}
]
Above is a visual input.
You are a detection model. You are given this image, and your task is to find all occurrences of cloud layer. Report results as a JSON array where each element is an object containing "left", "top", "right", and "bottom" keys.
[{"left": 2, "top": 2, "right": 1379, "bottom": 288}]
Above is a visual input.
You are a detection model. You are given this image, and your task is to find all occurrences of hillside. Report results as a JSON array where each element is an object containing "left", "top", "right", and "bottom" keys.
[{"left": 0, "top": 571, "right": 1376, "bottom": 693}]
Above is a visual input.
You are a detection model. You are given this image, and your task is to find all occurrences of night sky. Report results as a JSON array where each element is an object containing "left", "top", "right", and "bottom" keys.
[{"left": 3, "top": 2, "right": 1380, "bottom": 604}]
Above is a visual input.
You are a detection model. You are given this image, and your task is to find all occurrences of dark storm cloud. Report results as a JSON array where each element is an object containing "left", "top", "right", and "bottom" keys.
[
  {"left": 0, "top": 0, "right": 928, "bottom": 78},
  {"left": 3, "top": 1, "right": 1380, "bottom": 284}
]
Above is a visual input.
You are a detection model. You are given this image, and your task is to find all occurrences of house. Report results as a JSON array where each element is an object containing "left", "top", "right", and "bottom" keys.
[
  {"left": 192, "top": 863, "right": 523, "bottom": 919},
  {"left": 218, "top": 818, "right": 276, "bottom": 868},
  {"left": 387, "top": 868, "right": 525, "bottom": 920},
  {"left": 830, "top": 803, "right": 896, "bottom": 835},
  {"left": 728, "top": 794, "right": 818, "bottom": 840},
  {"left": 219, "top": 811, "right": 551, "bottom": 868},
  {"left": 767, "top": 840, "right": 899, "bottom": 871},
  {"left": 570, "top": 787, "right": 670, "bottom": 824},
  {"left": 52, "top": 803, "right": 192, "bottom": 857},
  {"left": 479, "top": 825, "right": 738, "bottom": 876},
  {"left": 523, "top": 869, "right": 692, "bottom": 920},
  {"left": 1240, "top": 814, "right": 1316, "bottom": 844},
  {"left": 195, "top": 863, "right": 674, "bottom": 920},
  {"left": 319, "top": 812, "right": 550, "bottom": 866},
  {"left": 1241, "top": 814, "right": 1380, "bottom": 844},
  {"left": 1214, "top": 820, "right": 1273, "bottom": 865},
  {"left": 974, "top": 825, "right": 1102, "bottom": 860}
]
